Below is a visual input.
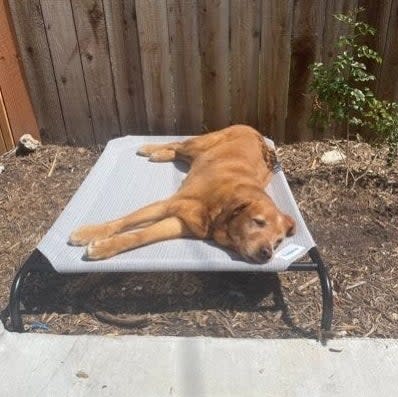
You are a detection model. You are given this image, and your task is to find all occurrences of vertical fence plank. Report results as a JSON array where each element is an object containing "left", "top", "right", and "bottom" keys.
[
  {"left": 322, "top": 0, "right": 359, "bottom": 65},
  {"left": 71, "top": 0, "right": 120, "bottom": 144},
  {"left": 358, "top": 0, "right": 392, "bottom": 87},
  {"left": 285, "top": 0, "right": 326, "bottom": 143},
  {"left": 258, "top": 0, "right": 293, "bottom": 142},
  {"left": 103, "top": 0, "right": 148, "bottom": 135},
  {"left": 41, "top": 0, "right": 94, "bottom": 146},
  {"left": 319, "top": 0, "right": 358, "bottom": 139},
  {"left": 0, "top": 127, "right": 7, "bottom": 154},
  {"left": 0, "top": 0, "right": 39, "bottom": 144},
  {"left": 136, "top": 0, "right": 175, "bottom": 133},
  {"left": 8, "top": 0, "right": 66, "bottom": 144},
  {"left": 198, "top": 0, "right": 230, "bottom": 131},
  {"left": 230, "top": 0, "right": 261, "bottom": 128},
  {"left": 0, "top": 89, "right": 13, "bottom": 151},
  {"left": 167, "top": 0, "right": 203, "bottom": 134},
  {"left": 377, "top": 0, "right": 398, "bottom": 101}
]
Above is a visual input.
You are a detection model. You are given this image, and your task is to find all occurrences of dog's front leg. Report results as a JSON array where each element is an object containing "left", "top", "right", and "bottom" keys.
[
  {"left": 85, "top": 216, "right": 191, "bottom": 260},
  {"left": 69, "top": 200, "right": 170, "bottom": 246}
]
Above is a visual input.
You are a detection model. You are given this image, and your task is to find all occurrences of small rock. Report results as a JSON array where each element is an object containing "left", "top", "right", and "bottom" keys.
[
  {"left": 16, "top": 134, "right": 41, "bottom": 155},
  {"left": 0, "top": 164, "right": 4, "bottom": 174},
  {"left": 76, "top": 370, "right": 89, "bottom": 379},
  {"left": 320, "top": 149, "right": 346, "bottom": 165}
]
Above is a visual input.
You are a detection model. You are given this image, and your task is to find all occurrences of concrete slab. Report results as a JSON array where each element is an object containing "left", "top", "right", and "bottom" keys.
[{"left": 0, "top": 321, "right": 397, "bottom": 397}]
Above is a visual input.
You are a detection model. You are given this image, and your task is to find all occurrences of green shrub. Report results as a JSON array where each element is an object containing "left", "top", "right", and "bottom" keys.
[{"left": 310, "top": 8, "right": 398, "bottom": 165}]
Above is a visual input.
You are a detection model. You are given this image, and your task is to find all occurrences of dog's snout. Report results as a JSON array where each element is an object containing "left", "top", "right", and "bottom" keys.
[{"left": 258, "top": 246, "right": 272, "bottom": 262}]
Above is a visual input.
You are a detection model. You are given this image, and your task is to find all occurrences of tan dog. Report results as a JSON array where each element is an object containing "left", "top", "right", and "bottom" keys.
[{"left": 69, "top": 125, "right": 295, "bottom": 263}]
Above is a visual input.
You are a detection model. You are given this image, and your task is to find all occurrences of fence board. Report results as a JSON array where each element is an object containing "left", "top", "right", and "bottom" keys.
[
  {"left": 0, "top": 88, "right": 13, "bottom": 152},
  {"left": 136, "top": 0, "right": 175, "bottom": 133},
  {"left": 358, "top": 0, "right": 392, "bottom": 92},
  {"left": 71, "top": 0, "right": 120, "bottom": 144},
  {"left": 103, "top": 0, "right": 147, "bottom": 135},
  {"left": 0, "top": 0, "right": 39, "bottom": 144},
  {"left": 322, "top": 0, "right": 359, "bottom": 65},
  {"left": 0, "top": 126, "right": 7, "bottom": 154},
  {"left": 167, "top": 0, "right": 203, "bottom": 133},
  {"left": 285, "top": 0, "right": 326, "bottom": 143},
  {"left": 198, "top": 0, "right": 230, "bottom": 131},
  {"left": 41, "top": 0, "right": 94, "bottom": 146},
  {"left": 258, "top": 0, "right": 293, "bottom": 142},
  {"left": 318, "top": 0, "right": 359, "bottom": 139},
  {"left": 377, "top": 0, "right": 398, "bottom": 101},
  {"left": 230, "top": 0, "right": 261, "bottom": 128},
  {"left": 8, "top": 0, "right": 66, "bottom": 144}
]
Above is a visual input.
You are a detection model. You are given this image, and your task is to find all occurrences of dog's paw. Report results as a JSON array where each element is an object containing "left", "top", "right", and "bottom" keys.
[
  {"left": 85, "top": 239, "right": 117, "bottom": 260},
  {"left": 136, "top": 144, "right": 159, "bottom": 157},
  {"left": 69, "top": 225, "right": 112, "bottom": 246}
]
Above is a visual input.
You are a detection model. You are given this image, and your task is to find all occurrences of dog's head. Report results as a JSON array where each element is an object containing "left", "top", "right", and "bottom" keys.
[{"left": 213, "top": 193, "right": 296, "bottom": 263}]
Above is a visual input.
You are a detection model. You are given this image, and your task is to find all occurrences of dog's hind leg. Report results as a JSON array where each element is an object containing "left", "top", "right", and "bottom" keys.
[
  {"left": 69, "top": 199, "right": 171, "bottom": 246},
  {"left": 85, "top": 216, "right": 191, "bottom": 260}
]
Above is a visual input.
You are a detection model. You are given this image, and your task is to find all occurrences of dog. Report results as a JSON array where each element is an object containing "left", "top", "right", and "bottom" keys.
[{"left": 69, "top": 125, "right": 296, "bottom": 263}]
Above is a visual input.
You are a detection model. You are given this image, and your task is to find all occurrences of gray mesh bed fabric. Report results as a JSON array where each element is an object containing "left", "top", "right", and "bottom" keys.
[{"left": 38, "top": 136, "right": 315, "bottom": 273}]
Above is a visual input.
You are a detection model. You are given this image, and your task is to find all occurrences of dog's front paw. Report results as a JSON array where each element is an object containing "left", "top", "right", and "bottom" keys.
[
  {"left": 85, "top": 239, "right": 117, "bottom": 260},
  {"left": 69, "top": 225, "right": 113, "bottom": 246}
]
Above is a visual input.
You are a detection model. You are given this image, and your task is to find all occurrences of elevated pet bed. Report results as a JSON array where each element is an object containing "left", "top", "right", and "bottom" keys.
[{"left": 6, "top": 136, "right": 333, "bottom": 332}]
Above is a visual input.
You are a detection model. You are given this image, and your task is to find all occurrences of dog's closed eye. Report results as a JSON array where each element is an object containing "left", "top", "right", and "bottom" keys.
[
  {"left": 274, "top": 238, "right": 283, "bottom": 249},
  {"left": 253, "top": 217, "right": 266, "bottom": 227}
]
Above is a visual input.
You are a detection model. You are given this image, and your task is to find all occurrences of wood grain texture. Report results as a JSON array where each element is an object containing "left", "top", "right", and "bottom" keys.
[
  {"left": 0, "top": 0, "right": 39, "bottom": 145},
  {"left": 358, "top": 0, "right": 393, "bottom": 91},
  {"left": 258, "top": 0, "right": 293, "bottom": 142},
  {"left": 41, "top": 0, "right": 94, "bottom": 146},
  {"left": 198, "top": 0, "right": 230, "bottom": 131},
  {"left": 285, "top": 0, "right": 326, "bottom": 143},
  {"left": 8, "top": 0, "right": 66, "bottom": 144},
  {"left": 230, "top": 0, "right": 261, "bottom": 128},
  {"left": 136, "top": 0, "right": 175, "bottom": 133},
  {"left": 103, "top": 0, "right": 148, "bottom": 135},
  {"left": 318, "top": 0, "right": 359, "bottom": 139},
  {"left": 0, "top": 125, "right": 7, "bottom": 154},
  {"left": 377, "top": 0, "right": 398, "bottom": 101},
  {"left": 322, "top": 0, "right": 359, "bottom": 65},
  {"left": 71, "top": 0, "right": 120, "bottom": 144},
  {"left": 0, "top": 88, "right": 13, "bottom": 152},
  {"left": 167, "top": 0, "right": 203, "bottom": 133}
]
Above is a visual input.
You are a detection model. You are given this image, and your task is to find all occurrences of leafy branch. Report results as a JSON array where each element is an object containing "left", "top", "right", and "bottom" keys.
[{"left": 310, "top": 8, "right": 398, "bottom": 179}]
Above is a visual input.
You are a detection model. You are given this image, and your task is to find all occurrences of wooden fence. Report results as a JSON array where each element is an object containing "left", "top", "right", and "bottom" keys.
[
  {"left": 0, "top": 0, "right": 39, "bottom": 154},
  {"left": 7, "top": 0, "right": 398, "bottom": 146}
]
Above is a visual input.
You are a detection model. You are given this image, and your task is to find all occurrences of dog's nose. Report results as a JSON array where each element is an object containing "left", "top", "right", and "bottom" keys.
[{"left": 258, "top": 246, "right": 272, "bottom": 262}]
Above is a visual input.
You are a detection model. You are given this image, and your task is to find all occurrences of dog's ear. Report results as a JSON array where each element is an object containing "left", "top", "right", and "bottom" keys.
[
  {"left": 214, "top": 199, "right": 251, "bottom": 226},
  {"left": 211, "top": 199, "right": 251, "bottom": 249},
  {"left": 284, "top": 214, "right": 296, "bottom": 237},
  {"left": 229, "top": 201, "right": 251, "bottom": 220},
  {"left": 224, "top": 200, "right": 251, "bottom": 222}
]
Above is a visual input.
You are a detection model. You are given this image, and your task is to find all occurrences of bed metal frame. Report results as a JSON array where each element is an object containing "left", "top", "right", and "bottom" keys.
[{"left": 2, "top": 246, "right": 333, "bottom": 333}]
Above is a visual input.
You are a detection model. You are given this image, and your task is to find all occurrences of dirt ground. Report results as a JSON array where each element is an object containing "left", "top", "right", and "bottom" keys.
[{"left": 0, "top": 138, "right": 397, "bottom": 338}]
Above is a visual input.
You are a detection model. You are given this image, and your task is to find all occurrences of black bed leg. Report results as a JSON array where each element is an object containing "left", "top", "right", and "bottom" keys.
[
  {"left": 6, "top": 250, "right": 56, "bottom": 332},
  {"left": 9, "top": 265, "right": 30, "bottom": 332},
  {"left": 309, "top": 247, "right": 333, "bottom": 331}
]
